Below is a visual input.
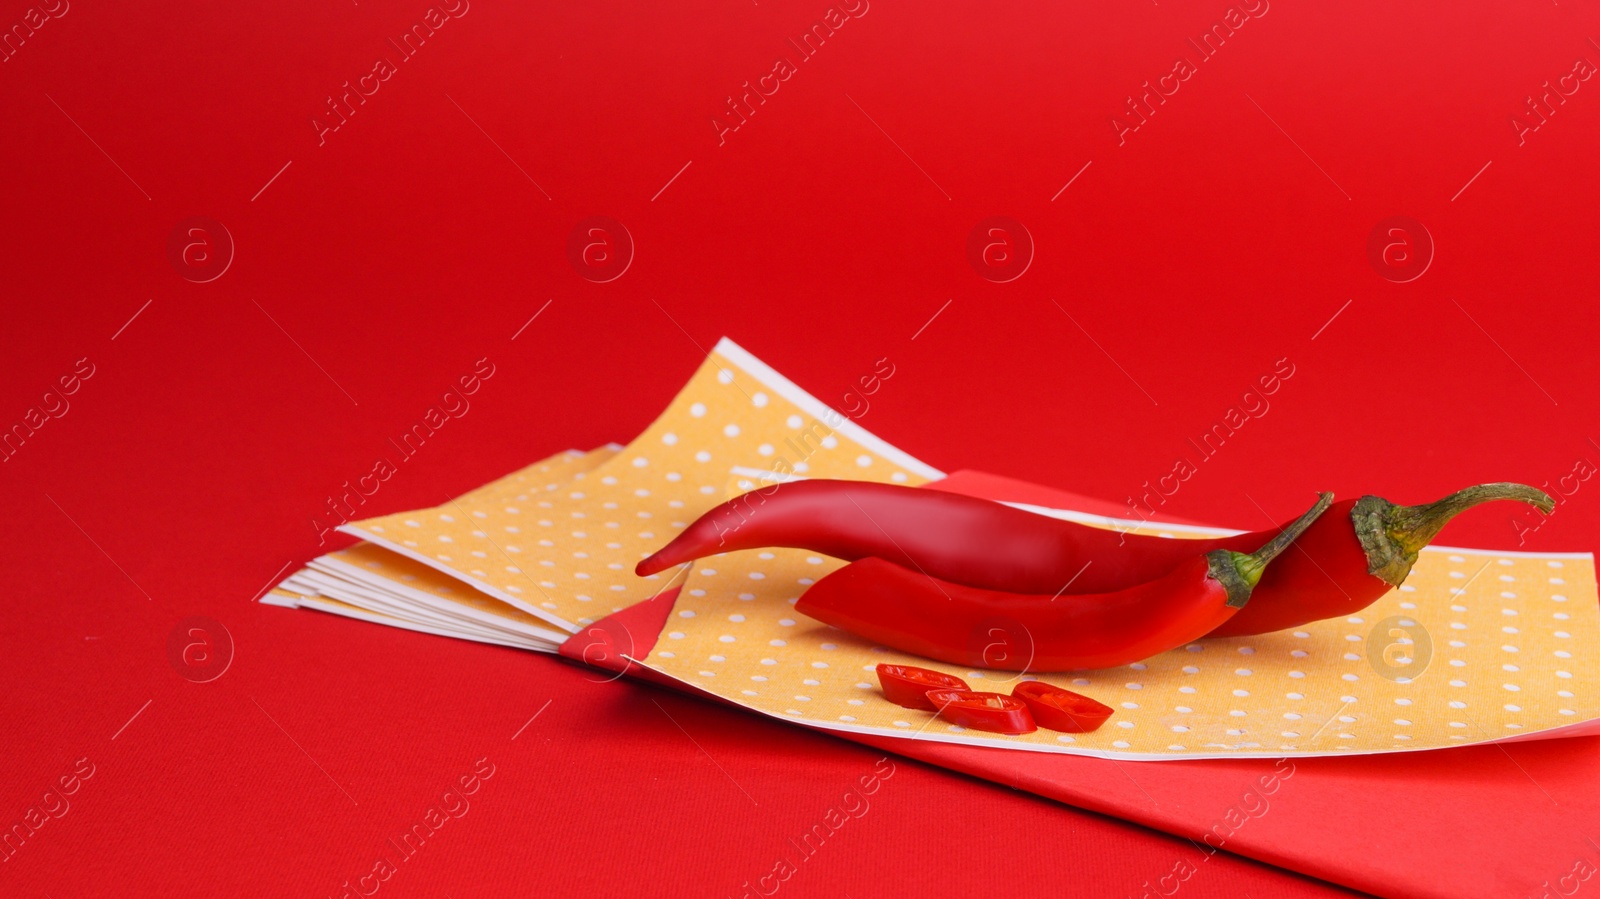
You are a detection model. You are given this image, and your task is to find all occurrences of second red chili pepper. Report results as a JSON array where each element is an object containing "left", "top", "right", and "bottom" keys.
[{"left": 794, "top": 494, "right": 1331, "bottom": 671}]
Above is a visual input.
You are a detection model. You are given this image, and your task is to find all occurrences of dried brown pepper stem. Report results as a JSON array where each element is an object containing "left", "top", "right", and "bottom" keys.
[{"left": 1352, "top": 483, "right": 1554, "bottom": 586}]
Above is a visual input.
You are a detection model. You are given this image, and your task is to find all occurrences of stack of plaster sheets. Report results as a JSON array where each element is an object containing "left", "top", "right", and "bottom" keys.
[{"left": 262, "top": 336, "right": 943, "bottom": 656}]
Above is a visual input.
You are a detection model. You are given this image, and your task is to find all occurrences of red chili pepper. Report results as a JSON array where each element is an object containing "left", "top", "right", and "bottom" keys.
[
  {"left": 924, "top": 690, "right": 1037, "bottom": 734},
  {"left": 875, "top": 663, "right": 969, "bottom": 710},
  {"left": 1011, "top": 682, "right": 1113, "bottom": 733},
  {"left": 638, "top": 480, "right": 1549, "bottom": 636},
  {"left": 1212, "top": 484, "right": 1551, "bottom": 636},
  {"left": 795, "top": 494, "right": 1330, "bottom": 671},
  {"left": 636, "top": 478, "right": 1117, "bottom": 588}
]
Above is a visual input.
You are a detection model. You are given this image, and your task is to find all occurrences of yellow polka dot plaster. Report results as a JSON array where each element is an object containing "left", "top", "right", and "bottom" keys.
[
  {"left": 642, "top": 499, "right": 1599, "bottom": 760},
  {"left": 298, "top": 446, "right": 610, "bottom": 630}
]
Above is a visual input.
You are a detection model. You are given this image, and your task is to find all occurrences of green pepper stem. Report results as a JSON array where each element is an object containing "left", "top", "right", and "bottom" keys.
[
  {"left": 1354, "top": 482, "right": 1554, "bottom": 586},
  {"left": 1209, "top": 492, "right": 1334, "bottom": 607},
  {"left": 1234, "top": 492, "right": 1334, "bottom": 587}
]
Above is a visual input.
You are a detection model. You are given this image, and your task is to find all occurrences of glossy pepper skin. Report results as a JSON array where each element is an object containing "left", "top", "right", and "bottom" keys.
[
  {"left": 636, "top": 479, "right": 1146, "bottom": 591},
  {"left": 925, "top": 690, "right": 1036, "bottom": 734},
  {"left": 794, "top": 495, "right": 1331, "bottom": 671},
  {"left": 875, "top": 663, "right": 968, "bottom": 710},
  {"left": 639, "top": 480, "right": 1552, "bottom": 638},
  {"left": 1011, "top": 682, "right": 1113, "bottom": 733}
]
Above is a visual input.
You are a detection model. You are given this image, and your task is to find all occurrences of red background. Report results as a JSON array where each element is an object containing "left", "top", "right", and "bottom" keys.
[{"left": 5, "top": 0, "right": 1600, "bottom": 895}]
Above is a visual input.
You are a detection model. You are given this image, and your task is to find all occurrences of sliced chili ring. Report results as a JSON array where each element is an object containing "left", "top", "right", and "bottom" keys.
[
  {"left": 876, "top": 663, "right": 969, "bottom": 711},
  {"left": 924, "top": 689, "right": 1037, "bottom": 734},
  {"left": 1011, "top": 681, "right": 1114, "bottom": 733}
]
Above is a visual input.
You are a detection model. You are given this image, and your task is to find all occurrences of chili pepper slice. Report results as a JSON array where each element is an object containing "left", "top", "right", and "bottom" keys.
[
  {"left": 1011, "top": 682, "right": 1113, "bottom": 733},
  {"left": 924, "top": 690, "right": 1037, "bottom": 734},
  {"left": 794, "top": 494, "right": 1330, "bottom": 671},
  {"left": 637, "top": 479, "right": 1550, "bottom": 637},
  {"left": 876, "top": 663, "right": 969, "bottom": 710}
]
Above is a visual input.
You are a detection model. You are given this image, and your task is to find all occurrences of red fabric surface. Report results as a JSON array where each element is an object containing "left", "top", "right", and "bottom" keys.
[{"left": 5, "top": 0, "right": 1600, "bottom": 895}]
